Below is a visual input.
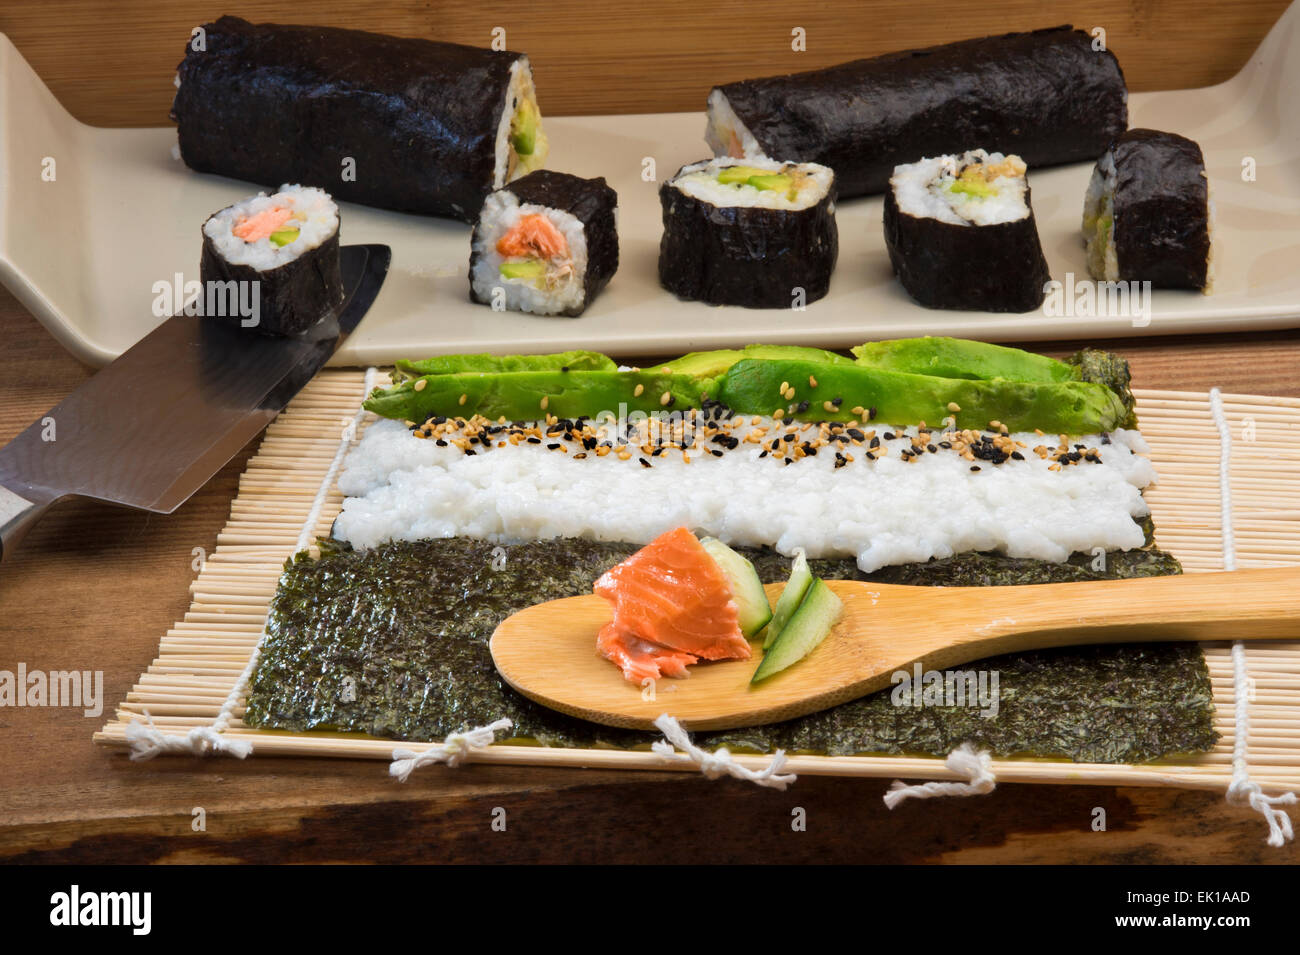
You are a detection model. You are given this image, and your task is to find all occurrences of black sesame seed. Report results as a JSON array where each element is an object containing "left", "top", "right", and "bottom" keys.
[
  {"left": 1011, "top": 451, "right": 1025, "bottom": 460},
  {"left": 547, "top": 443, "right": 561, "bottom": 450},
  {"left": 639, "top": 458, "right": 652, "bottom": 468},
  {"left": 970, "top": 465, "right": 980, "bottom": 471},
  {"left": 831, "top": 396, "right": 843, "bottom": 407},
  {"left": 883, "top": 432, "right": 896, "bottom": 441},
  {"left": 867, "top": 406, "right": 877, "bottom": 420},
  {"left": 797, "top": 400, "right": 810, "bottom": 413},
  {"left": 435, "top": 439, "right": 448, "bottom": 447},
  {"left": 526, "top": 437, "right": 541, "bottom": 444}
]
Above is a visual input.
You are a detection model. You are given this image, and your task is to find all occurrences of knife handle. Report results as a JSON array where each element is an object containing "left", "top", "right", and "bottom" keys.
[{"left": 0, "top": 484, "right": 48, "bottom": 564}]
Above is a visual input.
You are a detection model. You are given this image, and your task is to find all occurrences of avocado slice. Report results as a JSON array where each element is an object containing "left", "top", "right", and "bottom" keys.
[
  {"left": 851, "top": 338, "right": 1080, "bottom": 384},
  {"left": 395, "top": 351, "right": 617, "bottom": 380},
  {"left": 499, "top": 259, "right": 546, "bottom": 280},
  {"left": 948, "top": 179, "right": 996, "bottom": 198},
  {"left": 268, "top": 227, "right": 300, "bottom": 247},
  {"left": 646, "top": 345, "right": 853, "bottom": 380},
  {"left": 511, "top": 99, "right": 539, "bottom": 156},
  {"left": 716, "top": 358, "right": 1130, "bottom": 434},
  {"left": 716, "top": 165, "right": 771, "bottom": 185},
  {"left": 364, "top": 369, "right": 719, "bottom": 423},
  {"left": 746, "top": 173, "right": 793, "bottom": 193}
]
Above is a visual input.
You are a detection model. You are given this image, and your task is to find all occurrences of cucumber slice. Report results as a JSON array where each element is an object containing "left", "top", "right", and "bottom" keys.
[
  {"left": 699, "top": 537, "right": 773, "bottom": 638},
  {"left": 763, "top": 551, "right": 813, "bottom": 649},
  {"left": 751, "top": 578, "right": 842, "bottom": 683}
]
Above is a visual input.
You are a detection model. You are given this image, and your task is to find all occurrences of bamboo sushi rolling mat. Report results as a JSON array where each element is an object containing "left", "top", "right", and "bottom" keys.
[{"left": 94, "top": 371, "right": 1300, "bottom": 797}]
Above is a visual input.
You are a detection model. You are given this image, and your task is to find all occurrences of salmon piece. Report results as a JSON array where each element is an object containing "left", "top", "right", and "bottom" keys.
[
  {"left": 233, "top": 205, "right": 294, "bottom": 243},
  {"left": 596, "top": 625, "right": 697, "bottom": 683},
  {"left": 496, "top": 213, "right": 568, "bottom": 259},
  {"left": 594, "top": 527, "right": 750, "bottom": 683}
]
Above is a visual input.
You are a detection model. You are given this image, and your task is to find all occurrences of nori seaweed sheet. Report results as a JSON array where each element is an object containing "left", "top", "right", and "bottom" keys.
[
  {"left": 199, "top": 211, "right": 343, "bottom": 336},
  {"left": 713, "top": 26, "right": 1127, "bottom": 199},
  {"left": 658, "top": 163, "right": 838, "bottom": 308},
  {"left": 883, "top": 179, "right": 1050, "bottom": 312},
  {"left": 243, "top": 347, "right": 1217, "bottom": 762},
  {"left": 469, "top": 171, "right": 619, "bottom": 317},
  {"left": 172, "top": 17, "right": 524, "bottom": 221},
  {"left": 1109, "top": 129, "right": 1211, "bottom": 290},
  {"left": 243, "top": 537, "right": 1217, "bottom": 763}
]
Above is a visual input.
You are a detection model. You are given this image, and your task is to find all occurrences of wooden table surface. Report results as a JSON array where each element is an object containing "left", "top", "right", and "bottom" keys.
[
  {"left": 2, "top": 0, "right": 1298, "bottom": 864},
  {"left": 2, "top": 282, "right": 1299, "bottom": 864}
]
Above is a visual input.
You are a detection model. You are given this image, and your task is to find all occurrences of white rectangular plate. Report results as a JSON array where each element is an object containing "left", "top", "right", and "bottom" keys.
[{"left": 2, "top": 8, "right": 1298, "bottom": 368}]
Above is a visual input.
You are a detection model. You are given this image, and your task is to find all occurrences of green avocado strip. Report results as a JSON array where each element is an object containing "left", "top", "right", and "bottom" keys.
[
  {"left": 717, "top": 359, "right": 1129, "bottom": 434},
  {"left": 851, "top": 337, "right": 1079, "bottom": 384},
  {"left": 393, "top": 350, "right": 616, "bottom": 380},
  {"left": 365, "top": 369, "right": 717, "bottom": 422},
  {"left": 644, "top": 344, "right": 854, "bottom": 379}
]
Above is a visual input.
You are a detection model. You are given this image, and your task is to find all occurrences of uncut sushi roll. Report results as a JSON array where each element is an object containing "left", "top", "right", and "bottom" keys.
[
  {"left": 200, "top": 185, "right": 343, "bottom": 336},
  {"left": 884, "top": 151, "right": 1050, "bottom": 313},
  {"left": 1082, "top": 129, "right": 1213, "bottom": 292},
  {"left": 707, "top": 26, "right": 1127, "bottom": 199},
  {"left": 659, "top": 158, "right": 837, "bottom": 309},
  {"left": 173, "top": 17, "right": 547, "bottom": 222},
  {"left": 469, "top": 171, "right": 618, "bottom": 317}
]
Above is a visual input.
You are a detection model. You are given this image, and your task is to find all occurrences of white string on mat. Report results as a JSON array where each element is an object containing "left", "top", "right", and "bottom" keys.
[
  {"left": 1210, "top": 387, "right": 1296, "bottom": 847},
  {"left": 390, "top": 719, "right": 514, "bottom": 781},
  {"left": 125, "top": 367, "right": 381, "bottom": 761},
  {"left": 650, "top": 714, "right": 796, "bottom": 790},
  {"left": 883, "top": 743, "right": 996, "bottom": 809}
]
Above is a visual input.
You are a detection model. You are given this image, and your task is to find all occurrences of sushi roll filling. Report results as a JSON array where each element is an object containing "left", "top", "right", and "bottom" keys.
[
  {"left": 892, "top": 151, "right": 1031, "bottom": 227},
  {"left": 672, "top": 157, "right": 834, "bottom": 211},
  {"left": 494, "top": 213, "right": 573, "bottom": 288},
  {"left": 497, "top": 62, "right": 548, "bottom": 186},
  {"left": 203, "top": 185, "right": 338, "bottom": 269}
]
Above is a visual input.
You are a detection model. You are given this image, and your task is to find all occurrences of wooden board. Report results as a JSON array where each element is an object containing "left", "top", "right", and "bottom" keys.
[{"left": 94, "top": 373, "right": 1300, "bottom": 796}]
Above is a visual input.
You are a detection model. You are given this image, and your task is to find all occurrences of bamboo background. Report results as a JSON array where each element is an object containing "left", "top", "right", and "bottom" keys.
[
  {"left": 95, "top": 372, "right": 1300, "bottom": 795},
  {"left": 0, "top": 0, "right": 1290, "bottom": 125}
]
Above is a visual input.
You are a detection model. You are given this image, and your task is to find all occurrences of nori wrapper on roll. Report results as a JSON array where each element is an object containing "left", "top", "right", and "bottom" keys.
[
  {"left": 469, "top": 170, "right": 619, "bottom": 316},
  {"left": 658, "top": 163, "right": 838, "bottom": 309},
  {"left": 1109, "top": 129, "right": 1211, "bottom": 290},
  {"left": 172, "top": 17, "right": 526, "bottom": 221},
  {"left": 199, "top": 219, "right": 344, "bottom": 337},
  {"left": 712, "top": 26, "right": 1127, "bottom": 199},
  {"left": 883, "top": 180, "right": 1051, "bottom": 313}
]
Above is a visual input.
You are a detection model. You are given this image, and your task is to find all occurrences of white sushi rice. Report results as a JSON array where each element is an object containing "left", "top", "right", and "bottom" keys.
[
  {"left": 673, "top": 157, "right": 834, "bottom": 211},
  {"left": 333, "top": 416, "right": 1157, "bottom": 573},
  {"left": 891, "top": 150, "right": 1030, "bottom": 227},
  {"left": 470, "top": 192, "right": 589, "bottom": 314},
  {"left": 1082, "top": 150, "right": 1120, "bottom": 281},
  {"left": 704, "top": 88, "right": 765, "bottom": 161},
  {"left": 203, "top": 184, "right": 337, "bottom": 270}
]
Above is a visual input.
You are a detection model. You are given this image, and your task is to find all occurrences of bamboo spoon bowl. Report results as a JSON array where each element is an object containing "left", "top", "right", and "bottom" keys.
[{"left": 490, "top": 568, "right": 1300, "bottom": 731}]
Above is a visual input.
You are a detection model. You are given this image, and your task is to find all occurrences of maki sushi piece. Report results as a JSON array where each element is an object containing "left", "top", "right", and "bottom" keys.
[
  {"left": 706, "top": 26, "right": 1127, "bottom": 199},
  {"left": 200, "top": 185, "right": 343, "bottom": 336},
  {"left": 172, "top": 17, "right": 547, "bottom": 221},
  {"left": 1083, "top": 129, "right": 1213, "bottom": 292},
  {"left": 469, "top": 171, "right": 619, "bottom": 317},
  {"left": 659, "top": 157, "right": 838, "bottom": 309},
  {"left": 883, "top": 151, "right": 1051, "bottom": 313}
]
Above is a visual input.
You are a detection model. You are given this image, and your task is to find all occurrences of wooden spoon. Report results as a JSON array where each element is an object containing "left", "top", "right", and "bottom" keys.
[{"left": 490, "top": 568, "right": 1300, "bottom": 731}]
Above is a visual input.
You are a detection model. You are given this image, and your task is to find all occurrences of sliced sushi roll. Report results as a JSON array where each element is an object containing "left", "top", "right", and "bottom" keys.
[
  {"left": 173, "top": 17, "right": 547, "bottom": 221},
  {"left": 1082, "top": 129, "right": 1213, "bottom": 292},
  {"left": 659, "top": 157, "right": 837, "bottom": 308},
  {"left": 883, "top": 150, "right": 1051, "bottom": 313},
  {"left": 200, "top": 184, "right": 343, "bottom": 335},
  {"left": 469, "top": 170, "right": 619, "bottom": 317}
]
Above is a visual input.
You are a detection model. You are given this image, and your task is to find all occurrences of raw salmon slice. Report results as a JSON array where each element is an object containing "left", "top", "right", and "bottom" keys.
[
  {"left": 594, "top": 526, "right": 750, "bottom": 682},
  {"left": 233, "top": 205, "right": 293, "bottom": 242},
  {"left": 496, "top": 213, "right": 568, "bottom": 259}
]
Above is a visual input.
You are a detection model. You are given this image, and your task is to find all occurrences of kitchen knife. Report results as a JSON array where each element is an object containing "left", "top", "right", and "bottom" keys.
[{"left": 0, "top": 243, "right": 390, "bottom": 562}]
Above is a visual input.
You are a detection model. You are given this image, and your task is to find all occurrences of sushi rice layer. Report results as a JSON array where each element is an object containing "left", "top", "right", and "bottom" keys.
[
  {"left": 334, "top": 414, "right": 1156, "bottom": 573},
  {"left": 891, "top": 150, "right": 1031, "bottom": 227},
  {"left": 203, "top": 184, "right": 338, "bottom": 270}
]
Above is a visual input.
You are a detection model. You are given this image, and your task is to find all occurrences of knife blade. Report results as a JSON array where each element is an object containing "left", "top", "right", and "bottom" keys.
[{"left": 0, "top": 243, "right": 390, "bottom": 562}]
